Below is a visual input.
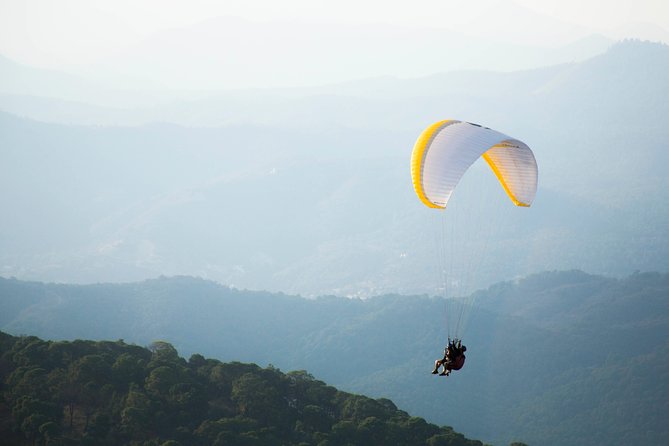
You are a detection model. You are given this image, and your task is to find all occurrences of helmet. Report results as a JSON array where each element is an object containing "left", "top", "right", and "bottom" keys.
[{"left": 461, "top": 346, "right": 467, "bottom": 352}]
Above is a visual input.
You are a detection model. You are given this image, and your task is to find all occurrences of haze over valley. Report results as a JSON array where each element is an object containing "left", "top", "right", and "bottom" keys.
[{"left": 2, "top": 40, "right": 669, "bottom": 297}]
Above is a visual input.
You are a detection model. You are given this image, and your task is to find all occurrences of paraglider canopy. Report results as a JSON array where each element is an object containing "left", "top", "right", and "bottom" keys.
[{"left": 411, "top": 120, "right": 538, "bottom": 210}]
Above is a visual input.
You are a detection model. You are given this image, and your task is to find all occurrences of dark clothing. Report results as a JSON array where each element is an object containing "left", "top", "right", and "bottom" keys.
[
  {"left": 448, "top": 354, "right": 466, "bottom": 371},
  {"left": 433, "top": 339, "right": 466, "bottom": 376}
]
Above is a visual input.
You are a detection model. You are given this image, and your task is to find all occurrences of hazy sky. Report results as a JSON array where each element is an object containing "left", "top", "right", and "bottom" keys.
[{"left": 1, "top": 0, "right": 668, "bottom": 89}]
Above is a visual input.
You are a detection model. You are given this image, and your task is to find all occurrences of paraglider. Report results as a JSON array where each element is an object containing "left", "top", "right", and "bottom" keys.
[
  {"left": 410, "top": 119, "right": 538, "bottom": 377},
  {"left": 432, "top": 338, "right": 466, "bottom": 376}
]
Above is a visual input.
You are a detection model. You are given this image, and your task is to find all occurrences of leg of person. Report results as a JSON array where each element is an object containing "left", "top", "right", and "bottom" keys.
[{"left": 439, "top": 362, "right": 451, "bottom": 376}]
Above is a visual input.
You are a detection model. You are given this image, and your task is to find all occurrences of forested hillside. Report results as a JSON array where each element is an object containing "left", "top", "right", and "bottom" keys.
[
  {"left": 0, "top": 332, "right": 488, "bottom": 446},
  {"left": 1, "top": 271, "right": 668, "bottom": 445}
]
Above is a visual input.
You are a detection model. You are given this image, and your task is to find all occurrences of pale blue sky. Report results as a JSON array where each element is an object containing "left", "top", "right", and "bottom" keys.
[{"left": 1, "top": 0, "right": 667, "bottom": 88}]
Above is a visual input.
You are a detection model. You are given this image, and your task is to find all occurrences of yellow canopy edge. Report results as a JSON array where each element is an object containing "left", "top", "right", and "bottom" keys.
[
  {"left": 482, "top": 150, "right": 531, "bottom": 207},
  {"left": 410, "top": 120, "right": 452, "bottom": 209}
]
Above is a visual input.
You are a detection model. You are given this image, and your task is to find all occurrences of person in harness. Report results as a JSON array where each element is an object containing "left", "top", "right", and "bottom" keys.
[{"left": 432, "top": 338, "right": 466, "bottom": 376}]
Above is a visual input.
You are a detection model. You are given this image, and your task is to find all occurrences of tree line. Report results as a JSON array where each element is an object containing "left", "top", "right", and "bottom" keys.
[{"left": 0, "top": 331, "right": 491, "bottom": 446}]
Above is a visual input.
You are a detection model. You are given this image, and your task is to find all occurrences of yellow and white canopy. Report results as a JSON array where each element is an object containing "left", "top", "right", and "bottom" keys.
[{"left": 411, "top": 120, "right": 538, "bottom": 209}]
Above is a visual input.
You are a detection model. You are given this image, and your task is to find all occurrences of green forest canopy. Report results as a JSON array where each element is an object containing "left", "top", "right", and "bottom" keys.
[{"left": 0, "top": 331, "right": 495, "bottom": 446}]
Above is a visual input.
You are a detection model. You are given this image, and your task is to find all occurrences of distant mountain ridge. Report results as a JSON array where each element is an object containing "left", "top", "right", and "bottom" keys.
[
  {"left": 0, "top": 38, "right": 650, "bottom": 128},
  {"left": 1, "top": 270, "right": 668, "bottom": 445},
  {"left": 1, "top": 40, "right": 668, "bottom": 295}
]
